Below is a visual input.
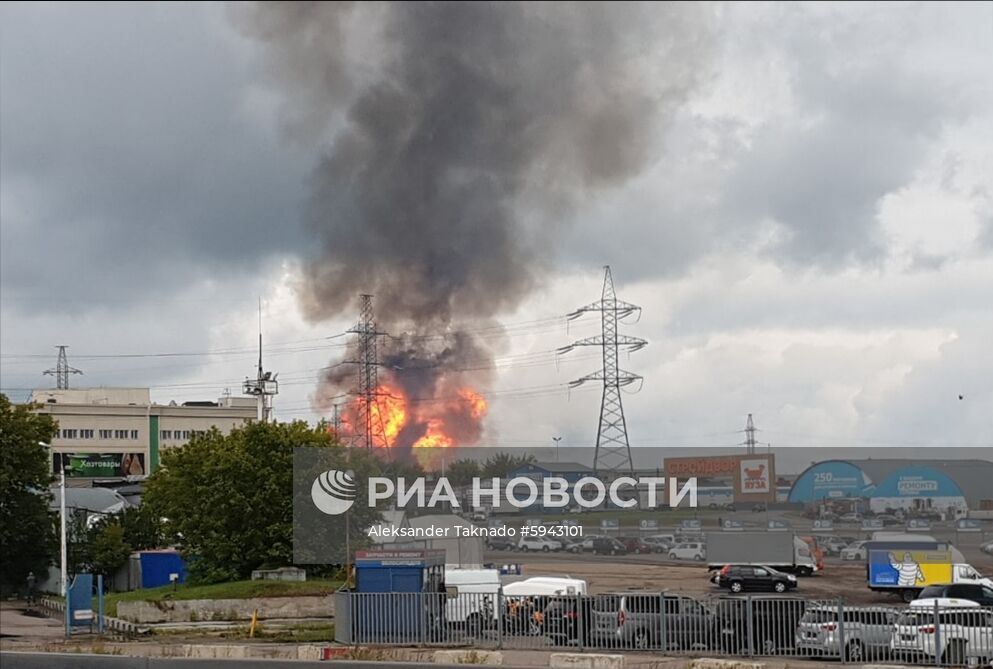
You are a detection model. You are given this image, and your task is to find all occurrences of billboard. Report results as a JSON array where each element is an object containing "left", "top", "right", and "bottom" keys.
[
  {"left": 664, "top": 454, "right": 776, "bottom": 503},
  {"left": 868, "top": 550, "right": 953, "bottom": 588},
  {"left": 739, "top": 458, "right": 771, "bottom": 494},
  {"left": 53, "top": 452, "right": 145, "bottom": 477}
]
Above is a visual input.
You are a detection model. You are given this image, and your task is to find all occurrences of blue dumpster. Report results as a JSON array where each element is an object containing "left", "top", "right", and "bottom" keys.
[{"left": 352, "top": 549, "right": 446, "bottom": 642}]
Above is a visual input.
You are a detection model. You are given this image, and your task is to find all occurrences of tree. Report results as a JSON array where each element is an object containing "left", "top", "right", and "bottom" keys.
[
  {"left": 0, "top": 394, "right": 58, "bottom": 594},
  {"left": 144, "top": 421, "right": 381, "bottom": 583},
  {"left": 445, "top": 458, "right": 481, "bottom": 487},
  {"left": 481, "top": 452, "right": 536, "bottom": 478},
  {"left": 84, "top": 521, "right": 131, "bottom": 582},
  {"left": 116, "top": 504, "right": 165, "bottom": 551}
]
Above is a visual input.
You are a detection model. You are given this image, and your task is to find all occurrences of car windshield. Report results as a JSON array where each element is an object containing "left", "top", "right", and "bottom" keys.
[
  {"left": 801, "top": 609, "right": 836, "bottom": 623},
  {"left": 919, "top": 586, "right": 947, "bottom": 599},
  {"left": 591, "top": 595, "right": 621, "bottom": 612}
]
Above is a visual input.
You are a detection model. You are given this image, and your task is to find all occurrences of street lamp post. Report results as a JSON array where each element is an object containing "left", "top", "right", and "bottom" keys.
[
  {"left": 552, "top": 436, "right": 562, "bottom": 463},
  {"left": 345, "top": 469, "right": 354, "bottom": 589},
  {"left": 40, "top": 442, "right": 67, "bottom": 597}
]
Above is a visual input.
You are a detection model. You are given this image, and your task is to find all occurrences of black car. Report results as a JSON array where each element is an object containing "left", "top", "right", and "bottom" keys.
[
  {"left": 917, "top": 583, "right": 993, "bottom": 606},
  {"left": 541, "top": 596, "right": 593, "bottom": 645},
  {"left": 713, "top": 595, "right": 807, "bottom": 654},
  {"left": 593, "top": 537, "right": 628, "bottom": 555},
  {"left": 715, "top": 565, "right": 798, "bottom": 593}
]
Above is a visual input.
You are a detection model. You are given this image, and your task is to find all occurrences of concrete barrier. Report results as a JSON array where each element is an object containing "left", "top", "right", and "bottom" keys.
[
  {"left": 434, "top": 649, "right": 503, "bottom": 665},
  {"left": 116, "top": 595, "right": 332, "bottom": 623},
  {"left": 550, "top": 653, "right": 624, "bottom": 669},
  {"left": 690, "top": 659, "right": 766, "bottom": 669}
]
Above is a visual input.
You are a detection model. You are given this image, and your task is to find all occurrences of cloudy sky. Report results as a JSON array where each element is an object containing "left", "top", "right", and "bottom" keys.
[{"left": 2, "top": 2, "right": 991, "bottom": 452}]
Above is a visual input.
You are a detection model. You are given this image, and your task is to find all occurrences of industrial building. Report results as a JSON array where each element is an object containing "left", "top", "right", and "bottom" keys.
[
  {"left": 28, "top": 387, "right": 257, "bottom": 476},
  {"left": 787, "top": 458, "right": 993, "bottom": 515}
]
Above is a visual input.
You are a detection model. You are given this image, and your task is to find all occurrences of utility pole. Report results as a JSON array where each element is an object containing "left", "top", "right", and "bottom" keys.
[
  {"left": 559, "top": 266, "right": 646, "bottom": 474},
  {"left": 552, "top": 436, "right": 562, "bottom": 463},
  {"left": 345, "top": 295, "right": 392, "bottom": 449},
  {"left": 243, "top": 300, "right": 279, "bottom": 422},
  {"left": 43, "top": 346, "right": 82, "bottom": 390},
  {"left": 744, "top": 414, "right": 756, "bottom": 454}
]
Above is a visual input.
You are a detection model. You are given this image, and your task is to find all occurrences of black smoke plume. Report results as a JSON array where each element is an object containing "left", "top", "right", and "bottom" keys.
[{"left": 234, "top": 2, "right": 715, "bottom": 445}]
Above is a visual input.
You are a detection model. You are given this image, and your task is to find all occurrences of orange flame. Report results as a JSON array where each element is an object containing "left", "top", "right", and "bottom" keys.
[{"left": 332, "top": 381, "right": 488, "bottom": 450}]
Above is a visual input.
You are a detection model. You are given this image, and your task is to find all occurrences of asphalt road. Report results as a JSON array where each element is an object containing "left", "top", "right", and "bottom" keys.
[{"left": 0, "top": 654, "right": 534, "bottom": 669}]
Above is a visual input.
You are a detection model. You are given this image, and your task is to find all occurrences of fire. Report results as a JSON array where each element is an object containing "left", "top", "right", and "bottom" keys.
[{"left": 331, "top": 381, "right": 488, "bottom": 451}]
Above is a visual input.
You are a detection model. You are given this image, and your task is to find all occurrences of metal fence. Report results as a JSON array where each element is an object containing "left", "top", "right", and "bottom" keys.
[{"left": 334, "top": 591, "right": 993, "bottom": 667}]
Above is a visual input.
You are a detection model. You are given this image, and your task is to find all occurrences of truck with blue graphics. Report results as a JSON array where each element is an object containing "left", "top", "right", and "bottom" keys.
[{"left": 868, "top": 548, "right": 993, "bottom": 602}]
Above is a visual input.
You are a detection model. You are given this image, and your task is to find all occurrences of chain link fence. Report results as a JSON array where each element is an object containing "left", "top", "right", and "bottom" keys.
[{"left": 334, "top": 591, "right": 993, "bottom": 666}]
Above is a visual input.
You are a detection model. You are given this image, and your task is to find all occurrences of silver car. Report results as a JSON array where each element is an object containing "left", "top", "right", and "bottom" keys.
[{"left": 796, "top": 605, "right": 898, "bottom": 662}]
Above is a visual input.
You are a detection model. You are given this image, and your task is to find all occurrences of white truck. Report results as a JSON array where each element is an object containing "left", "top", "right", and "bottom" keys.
[
  {"left": 706, "top": 532, "right": 818, "bottom": 576},
  {"left": 868, "top": 548, "right": 993, "bottom": 602},
  {"left": 444, "top": 568, "right": 500, "bottom": 633}
]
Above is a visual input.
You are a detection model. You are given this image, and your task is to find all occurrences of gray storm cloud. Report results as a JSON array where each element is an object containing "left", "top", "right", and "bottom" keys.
[{"left": 234, "top": 1, "right": 715, "bottom": 445}]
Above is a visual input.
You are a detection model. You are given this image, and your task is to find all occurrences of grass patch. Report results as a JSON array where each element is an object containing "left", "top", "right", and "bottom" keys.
[
  {"left": 104, "top": 579, "right": 341, "bottom": 617},
  {"left": 220, "top": 622, "right": 335, "bottom": 643}
]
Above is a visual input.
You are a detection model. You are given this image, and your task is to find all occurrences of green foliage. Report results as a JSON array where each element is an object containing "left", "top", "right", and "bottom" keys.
[
  {"left": 0, "top": 394, "right": 58, "bottom": 594},
  {"left": 86, "top": 522, "right": 132, "bottom": 580},
  {"left": 143, "top": 421, "right": 380, "bottom": 583},
  {"left": 116, "top": 503, "right": 165, "bottom": 550},
  {"left": 445, "top": 458, "right": 481, "bottom": 487},
  {"left": 481, "top": 452, "right": 536, "bottom": 478}
]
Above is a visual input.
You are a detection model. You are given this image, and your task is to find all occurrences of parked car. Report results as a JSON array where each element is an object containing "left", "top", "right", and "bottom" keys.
[
  {"left": 714, "top": 565, "right": 797, "bottom": 593},
  {"left": 712, "top": 595, "right": 807, "bottom": 654},
  {"left": 567, "top": 535, "right": 603, "bottom": 553},
  {"left": 796, "top": 605, "right": 898, "bottom": 662},
  {"left": 518, "top": 536, "right": 563, "bottom": 552},
  {"left": 485, "top": 535, "right": 517, "bottom": 551},
  {"left": 668, "top": 542, "right": 706, "bottom": 561},
  {"left": 646, "top": 533, "right": 677, "bottom": 547},
  {"left": 751, "top": 503, "right": 767, "bottom": 513},
  {"left": 839, "top": 512, "right": 863, "bottom": 524},
  {"left": 841, "top": 540, "right": 870, "bottom": 561},
  {"left": 642, "top": 536, "right": 672, "bottom": 553},
  {"left": 874, "top": 514, "right": 902, "bottom": 527},
  {"left": 917, "top": 583, "right": 993, "bottom": 607},
  {"left": 593, "top": 537, "right": 628, "bottom": 556},
  {"left": 891, "top": 601, "right": 993, "bottom": 665},
  {"left": 470, "top": 511, "right": 487, "bottom": 522},
  {"left": 541, "top": 595, "right": 592, "bottom": 646},
  {"left": 588, "top": 591, "right": 712, "bottom": 650},
  {"left": 621, "top": 537, "right": 656, "bottom": 554},
  {"left": 820, "top": 536, "right": 851, "bottom": 555},
  {"left": 981, "top": 540, "right": 993, "bottom": 556}
]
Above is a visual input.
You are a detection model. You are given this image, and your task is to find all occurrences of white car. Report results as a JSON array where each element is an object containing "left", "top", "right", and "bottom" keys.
[
  {"left": 668, "top": 541, "right": 706, "bottom": 561},
  {"left": 841, "top": 540, "right": 869, "bottom": 561},
  {"left": 518, "top": 536, "right": 563, "bottom": 552},
  {"left": 891, "top": 600, "right": 993, "bottom": 665},
  {"left": 982, "top": 540, "right": 993, "bottom": 556}
]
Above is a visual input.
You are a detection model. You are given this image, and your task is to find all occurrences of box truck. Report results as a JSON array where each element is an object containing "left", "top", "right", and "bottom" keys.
[
  {"left": 706, "top": 532, "right": 818, "bottom": 575},
  {"left": 867, "top": 548, "right": 993, "bottom": 602}
]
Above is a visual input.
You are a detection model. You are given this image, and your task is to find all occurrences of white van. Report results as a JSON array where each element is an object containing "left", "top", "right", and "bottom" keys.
[
  {"left": 502, "top": 576, "right": 588, "bottom": 597},
  {"left": 444, "top": 568, "right": 500, "bottom": 632}
]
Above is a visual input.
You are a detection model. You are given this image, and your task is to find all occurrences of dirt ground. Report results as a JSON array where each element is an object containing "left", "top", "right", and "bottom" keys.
[{"left": 518, "top": 558, "right": 991, "bottom": 605}]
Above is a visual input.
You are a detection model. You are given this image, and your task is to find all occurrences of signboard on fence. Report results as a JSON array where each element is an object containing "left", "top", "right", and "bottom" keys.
[
  {"left": 907, "top": 519, "right": 932, "bottom": 532},
  {"left": 601, "top": 519, "right": 619, "bottom": 530},
  {"left": 812, "top": 519, "right": 834, "bottom": 532},
  {"left": 639, "top": 519, "right": 659, "bottom": 531},
  {"left": 768, "top": 520, "right": 791, "bottom": 531},
  {"left": 722, "top": 520, "right": 745, "bottom": 531},
  {"left": 956, "top": 519, "right": 982, "bottom": 533}
]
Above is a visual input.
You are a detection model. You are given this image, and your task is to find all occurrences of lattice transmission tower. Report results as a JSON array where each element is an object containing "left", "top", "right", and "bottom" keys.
[
  {"left": 559, "top": 266, "right": 646, "bottom": 474},
  {"left": 346, "top": 295, "right": 392, "bottom": 449},
  {"left": 43, "top": 345, "right": 83, "bottom": 389}
]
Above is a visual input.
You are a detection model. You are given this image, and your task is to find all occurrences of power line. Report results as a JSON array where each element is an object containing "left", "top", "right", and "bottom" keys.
[
  {"left": 42, "top": 346, "right": 83, "bottom": 390},
  {"left": 559, "top": 266, "right": 646, "bottom": 475}
]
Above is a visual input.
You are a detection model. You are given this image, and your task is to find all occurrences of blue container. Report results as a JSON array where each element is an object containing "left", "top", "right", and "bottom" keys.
[
  {"left": 352, "top": 549, "right": 446, "bottom": 643},
  {"left": 138, "top": 550, "right": 187, "bottom": 589}
]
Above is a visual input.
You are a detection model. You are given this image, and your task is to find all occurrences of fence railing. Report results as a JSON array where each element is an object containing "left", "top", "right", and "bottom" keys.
[{"left": 334, "top": 591, "right": 993, "bottom": 667}]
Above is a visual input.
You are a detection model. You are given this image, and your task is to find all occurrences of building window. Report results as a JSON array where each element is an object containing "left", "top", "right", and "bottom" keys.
[
  {"left": 130, "top": 429, "right": 139, "bottom": 439},
  {"left": 80, "top": 429, "right": 94, "bottom": 439},
  {"left": 182, "top": 430, "right": 191, "bottom": 440},
  {"left": 114, "top": 429, "right": 128, "bottom": 439},
  {"left": 99, "top": 429, "right": 112, "bottom": 439},
  {"left": 61, "top": 429, "right": 78, "bottom": 439},
  {"left": 160, "top": 430, "right": 172, "bottom": 440}
]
